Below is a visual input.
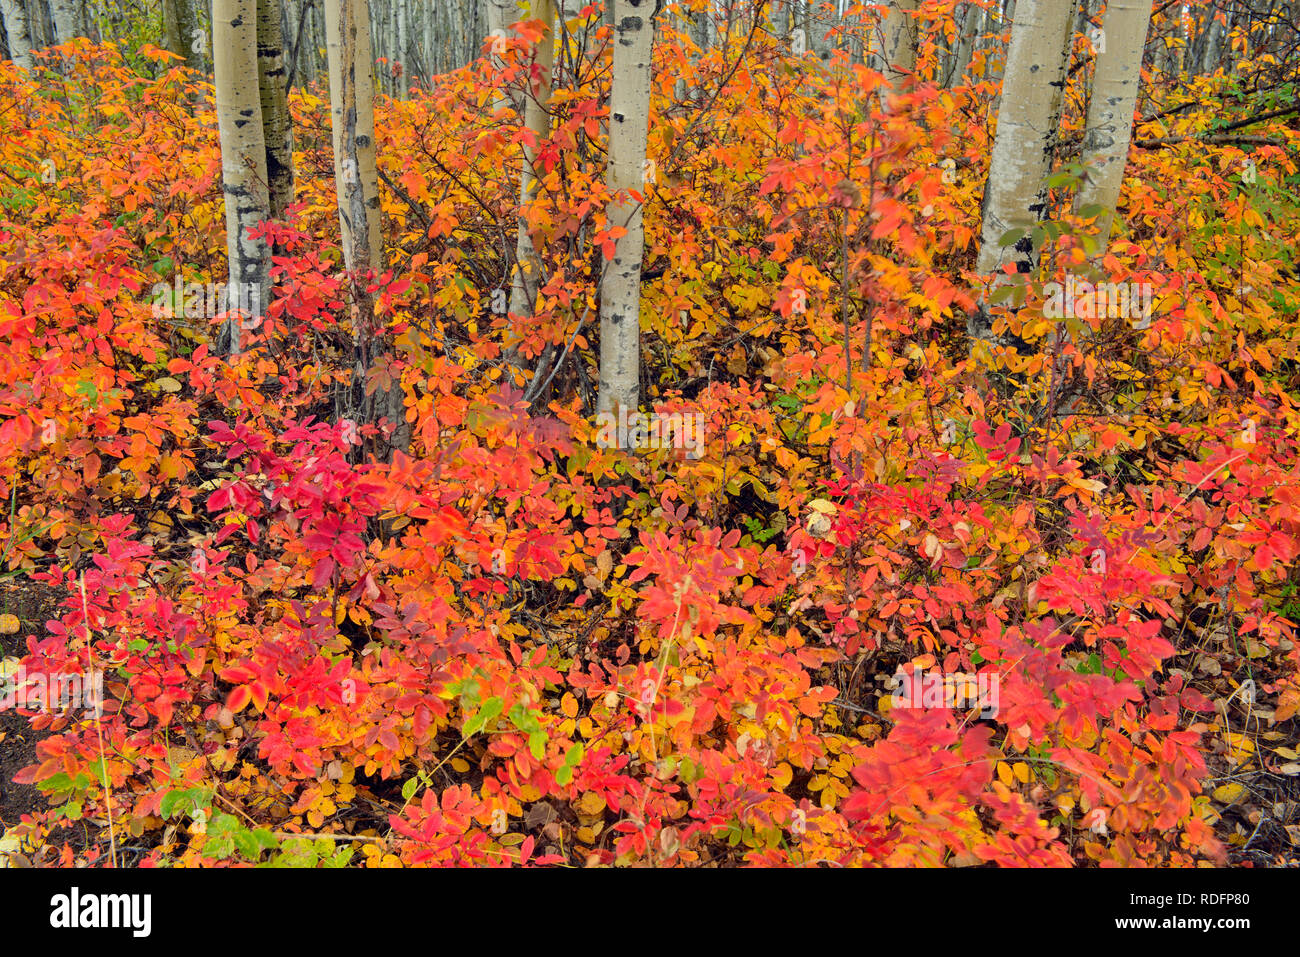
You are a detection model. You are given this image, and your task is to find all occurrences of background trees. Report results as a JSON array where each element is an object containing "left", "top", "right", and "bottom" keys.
[{"left": 6, "top": 1, "right": 1300, "bottom": 871}]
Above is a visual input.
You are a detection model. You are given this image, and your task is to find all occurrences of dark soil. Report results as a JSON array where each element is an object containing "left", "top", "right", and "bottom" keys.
[{"left": 0, "top": 579, "right": 67, "bottom": 830}]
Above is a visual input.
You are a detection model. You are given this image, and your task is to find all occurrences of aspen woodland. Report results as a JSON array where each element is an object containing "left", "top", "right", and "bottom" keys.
[{"left": 6, "top": 0, "right": 1300, "bottom": 882}]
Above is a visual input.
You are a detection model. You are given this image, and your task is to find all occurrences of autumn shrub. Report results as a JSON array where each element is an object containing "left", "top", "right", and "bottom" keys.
[{"left": 1, "top": 24, "right": 1299, "bottom": 868}]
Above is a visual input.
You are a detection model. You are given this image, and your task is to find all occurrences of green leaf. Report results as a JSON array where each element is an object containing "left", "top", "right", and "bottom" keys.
[
  {"left": 401, "top": 777, "right": 419, "bottom": 801},
  {"left": 470, "top": 695, "right": 503, "bottom": 736},
  {"left": 555, "top": 765, "right": 573, "bottom": 786},
  {"left": 324, "top": 846, "right": 354, "bottom": 868},
  {"left": 565, "top": 742, "right": 584, "bottom": 767},
  {"left": 529, "top": 731, "right": 547, "bottom": 760},
  {"left": 233, "top": 829, "right": 262, "bottom": 859},
  {"left": 997, "top": 227, "right": 1026, "bottom": 248}
]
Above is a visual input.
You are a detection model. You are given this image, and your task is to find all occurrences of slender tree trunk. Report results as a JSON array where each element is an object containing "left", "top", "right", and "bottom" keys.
[
  {"left": 257, "top": 0, "right": 295, "bottom": 219},
  {"left": 1075, "top": 0, "right": 1153, "bottom": 254},
  {"left": 214, "top": 0, "right": 271, "bottom": 355},
  {"left": 1197, "top": 9, "right": 1224, "bottom": 75},
  {"left": 689, "top": 0, "right": 708, "bottom": 52},
  {"left": 596, "top": 0, "right": 655, "bottom": 422},
  {"left": 325, "top": 0, "right": 382, "bottom": 271},
  {"left": 163, "top": 0, "right": 185, "bottom": 60},
  {"left": 486, "top": 0, "right": 513, "bottom": 111},
  {"left": 181, "top": 0, "right": 203, "bottom": 70},
  {"left": 947, "top": 3, "right": 979, "bottom": 87},
  {"left": 1, "top": 0, "right": 34, "bottom": 68},
  {"left": 871, "top": 0, "right": 918, "bottom": 102},
  {"left": 307, "top": 0, "right": 323, "bottom": 84},
  {"left": 507, "top": 0, "right": 555, "bottom": 361},
  {"left": 325, "top": 0, "right": 408, "bottom": 456},
  {"left": 396, "top": 0, "right": 409, "bottom": 97},
  {"left": 48, "top": 0, "right": 79, "bottom": 43},
  {"left": 772, "top": 0, "right": 790, "bottom": 38},
  {"left": 987, "top": 0, "right": 1015, "bottom": 81},
  {"left": 808, "top": 0, "right": 833, "bottom": 63},
  {"left": 971, "top": 0, "right": 1076, "bottom": 338}
]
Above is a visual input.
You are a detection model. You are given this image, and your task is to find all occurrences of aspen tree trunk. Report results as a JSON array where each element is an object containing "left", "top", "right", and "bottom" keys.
[
  {"left": 163, "top": 0, "right": 185, "bottom": 60},
  {"left": 486, "top": 0, "right": 514, "bottom": 112},
  {"left": 396, "top": 0, "right": 408, "bottom": 97},
  {"left": 1198, "top": 9, "right": 1223, "bottom": 74},
  {"left": 1, "top": 0, "right": 34, "bottom": 68},
  {"left": 772, "top": 0, "right": 790, "bottom": 39},
  {"left": 257, "top": 0, "right": 295, "bottom": 219},
  {"left": 325, "top": 0, "right": 382, "bottom": 271},
  {"left": 689, "top": 0, "right": 708, "bottom": 52},
  {"left": 946, "top": 3, "right": 978, "bottom": 86},
  {"left": 971, "top": 0, "right": 1076, "bottom": 339},
  {"left": 325, "top": 0, "right": 408, "bottom": 456},
  {"left": 507, "top": 0, "right": 555, "bottom": 358},
  {"left": 596, "top": 0, "right": 654, "bottom": 422},
  {"left": 1074, "top": 0, "right": 1152, "bottom": 254},
  {"left": 306, "top": 0, "right": 322, "bottom": 84},
  {"left": 181, "top": 0, "right": 203, "bottom": 70},
  {"left": 986, "top": 0, "right": 1015, "bottom": 88},
  {"left": 32, "top": 0, "right": 50, "bottom": 48},
  {"left": 48, "top": 0, "right": 78, "bottom": 43},
  {"left": 422, "top": 0, "right": 433, "bottom": 81},
  {"left": 214, "top": 0, "right": 271, "bottom": 355},
  {"left": 486, "top": 0, "right": 512, "bottom": 39},
  {"left": 871, "top": 0, "right": 918, "bottom": 101},
  {"left": 56, "top": 0, "right": 71, "bottom": 45},
  {"left": 288, "top": 0, "right": 317, "bottom": 86},
  {"left": 808, "top": 0, "right": 833, "bottom": 62}
]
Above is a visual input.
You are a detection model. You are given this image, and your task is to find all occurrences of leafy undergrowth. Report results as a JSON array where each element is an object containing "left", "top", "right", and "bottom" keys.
[{"left": 2, "top": 32, "right": 1300, "bottom": 867}]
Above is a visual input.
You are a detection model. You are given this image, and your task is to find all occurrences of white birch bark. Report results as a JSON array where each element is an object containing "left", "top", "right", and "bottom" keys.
[
  {"left": 946, "top": 3, "right": 980, "bottom": 87},
  {"left": 596, "top": 0, "right": 654, "bottom": 421},
  {"left": 1075, "top": 0, "right": 1153, "bottom": 254},
  {"left": 325, "top": 0, "right": 382, "bottom": 272},
  {"left": 972, "top": 0, "right": 1076, "bottom": 338},
  {"left": 325, "top": 0, "right": 408, "bottom": 455},
  {"left": 49, "top": 0, "right": 79, "bottom": 43},
  {"left": 870, "top": 0, "right": 918, "bottom": 101},
  {"left": 396, "top": 0, "right": 409, "bottom": 97},
  {"left": 507, "top": 0, "right": 555, "bottom": 345},
  {"left": 486, "top": 0, "right": 514, "bottom": 111},
  {"left": 1, "top": 0, "right": 34, "bottom": 68},
  {"left": 257, "top": 0, "right": 295, "bottom": 219},
  {"left": 214, "top": 0, "right": 271, "bottom": 354},
  {"left": 808, "top": 0, "right": 834, "bottom": 62}
]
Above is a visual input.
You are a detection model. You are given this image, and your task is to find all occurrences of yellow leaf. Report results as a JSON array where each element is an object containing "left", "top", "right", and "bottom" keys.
[
  {"left": 772, "top": 762, "right": 793, "bottom": 790},
  {"left": 1212, "top": 783, "right": 1248, "bottom": 805}
]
